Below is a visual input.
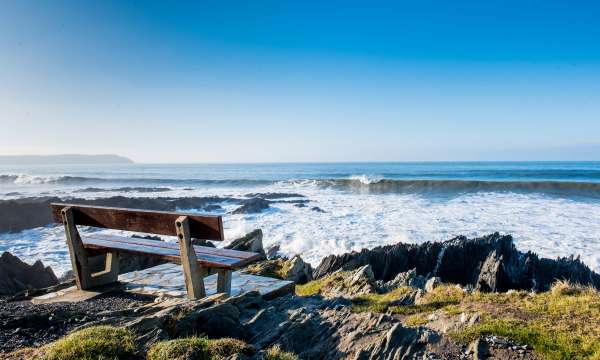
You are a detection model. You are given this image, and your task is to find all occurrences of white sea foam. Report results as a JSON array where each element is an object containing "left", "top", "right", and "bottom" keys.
[
  {"left": 348, "top": 174, "right": 384, "bottom": 184},
  {"left": 0, "top": 174, "right": 59, "bottom": 185},
  {"left": 1, "top": 182, "right": 599, "bottom": 276}
]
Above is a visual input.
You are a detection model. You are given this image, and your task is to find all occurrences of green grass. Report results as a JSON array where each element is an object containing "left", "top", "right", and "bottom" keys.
[
  {"left": 452, "top": 282, "right": 600, "bottom": 360},
  {"left": 265, "top": 345, "right": 300, "bottom": 360},
  {"left": 207, "top": 338, "right": 255, "bottom": 358},
  {"left": 147, "top": 337, "right": 255, "bottom": 360},
  {"left": 352, "top": 284, "right": 464, "bottom": 315},
  {"left": 245, "top": 258, "right": 292, "bottom": 280},
  {"left": 351, "top": 286, "right": 415, "bottom": 313},
  {"left": 41, "top": 326, "right": 136, "bottom": 360},
  {"left": 404, "top": 314, "right": 429, "bottom": 327},
  {"left": 295, "top": 271, "right": 352, "bottom": 296}
]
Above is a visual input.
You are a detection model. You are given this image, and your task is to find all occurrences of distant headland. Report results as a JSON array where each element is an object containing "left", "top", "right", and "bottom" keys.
[{"left": 0, "top": 154, "right": 134, "bottom": 165}]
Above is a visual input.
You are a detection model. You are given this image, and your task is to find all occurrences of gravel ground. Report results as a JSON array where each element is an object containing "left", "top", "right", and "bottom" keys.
[{"left": 0, "top": 291, "right": 155, "bottom": 354}]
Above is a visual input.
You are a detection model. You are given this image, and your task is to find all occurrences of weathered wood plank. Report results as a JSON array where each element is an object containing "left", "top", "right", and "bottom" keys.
[
  {"left": 89, "top": 234, "right": 260, "bottom": 263},
  {"left": 81, "top": 237, "right": 242, "bottom": 268},
  {"left": 50, "top": 203, "right": 224, "bottom": 240},
  {"left": 176, "top": 216, "right": 206, "bottom": 299}
]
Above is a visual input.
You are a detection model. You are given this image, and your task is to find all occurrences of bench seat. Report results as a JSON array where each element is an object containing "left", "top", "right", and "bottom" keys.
[
  {"left": 51, "top": 203, "right": 256, "bottom": 299},
  {"left": 83, "top": 234, "right": 261, "bottom": 269}
]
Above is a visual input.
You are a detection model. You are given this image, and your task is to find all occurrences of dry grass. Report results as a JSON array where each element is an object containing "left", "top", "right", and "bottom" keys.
[
  {"left": 245, "top": 258, "right": 291, "bottom": 280},
  {"left": 265, "top": 345, "right": 300, "bottom": 360}
]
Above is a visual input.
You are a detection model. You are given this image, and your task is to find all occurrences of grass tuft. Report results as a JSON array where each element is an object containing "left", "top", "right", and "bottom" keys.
[
  {"left": 550, "top": 279, "right": 589, "bottom": 297},
  {"left": 404, "top": 314, "right": 429, "bottom": 327},
  {"left": 246, "top": 259, "right": 292, "bottom": 280},
  {"left": 207, "top": 338, "right": 255, "bottom": 358},
  {"left": 265, "top": 345, "right": 300, "bottom": 360},
  {"left": 351, "top": 286, "right": 414, "bottom": 313},
  {"left": 147, "top": 337, "right": 255, "bottom": 360},
  {"left": 42, "top": 325, "right": 135, "bottom": 360},
  {"left": 147, "top": 337, "right": 209, "bottom": 360},
  {"left": 295, "top": 271, "right": 352, "bottom": 297}
]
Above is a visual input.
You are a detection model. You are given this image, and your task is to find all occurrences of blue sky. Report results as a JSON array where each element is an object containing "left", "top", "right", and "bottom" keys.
[{"left": 1, "top": 1, "right": 599, "bottom": 162}]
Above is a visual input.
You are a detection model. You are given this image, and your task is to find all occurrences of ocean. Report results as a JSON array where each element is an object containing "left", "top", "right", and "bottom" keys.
[{"left": 1, "top": 161, "right": 599, "bottom": 275}]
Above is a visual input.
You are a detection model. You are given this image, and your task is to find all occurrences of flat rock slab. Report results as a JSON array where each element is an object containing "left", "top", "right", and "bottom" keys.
[{"left": 33, "top": 263, "right": 294, "bottom": 303}]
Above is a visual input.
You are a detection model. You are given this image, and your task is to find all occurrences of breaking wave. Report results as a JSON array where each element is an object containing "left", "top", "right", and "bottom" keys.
[
  {"left": 0, "top": 174, "right": 94, "bottom": 185},
  {"left": 0, "top": 174, "right": 274, "bottom": 186},
  {"left": 2, "top": 172, "right": 600, "bottom": 198},
  {"left": 306, "top": 178, "right": 600, "bottom": 198}
]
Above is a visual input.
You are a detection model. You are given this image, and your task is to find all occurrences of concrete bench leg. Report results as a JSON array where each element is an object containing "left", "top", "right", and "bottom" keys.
[
  {"left": 62, "top": 207, "right": 120, "bottom": 290},
  {"left": 217, "top": 270, "right": 232, "bottom": 295},
  {"left": 176, "top": 216, "right": 206, "bottom": 300}
]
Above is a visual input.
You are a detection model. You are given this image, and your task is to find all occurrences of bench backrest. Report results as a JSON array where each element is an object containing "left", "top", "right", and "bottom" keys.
[{"left": 50, "top": 203, "right": 224, "bottom": 240}]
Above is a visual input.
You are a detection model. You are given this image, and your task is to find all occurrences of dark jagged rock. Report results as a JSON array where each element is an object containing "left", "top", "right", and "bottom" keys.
[
  {"left": 265, "top": 244, "right": 281, "bottom": 260},
  {"left": 230, "top": 198, "right": 272, "bottom": 215},
  {"left": 73, "top": 187, "right": 172, "bottom": 193},
  {"left": 0, "top": 252, "right": 59, "bottom": 296},
  {"left": 310, "top": 206, "right": 326, "bottom": 213},
  {"left": 314, "top": 239, "right": 444, "bottom": 282},
  {"left": 0, "top": 197, "right": 62, "bottom": 233},
  {"left": 314, "top": 233, "right": 600, "bottom": 292},
  {"left": 244, "top": 193, "right": 305, "bottom": 200},
  {"left": 225, "top": 229, "right": 266, "bottom": 260},
  {"left": 244, "top": 255, "right": 313, "bottom": 284}
]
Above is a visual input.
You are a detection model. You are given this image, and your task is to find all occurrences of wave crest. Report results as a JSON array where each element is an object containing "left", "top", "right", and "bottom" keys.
[
  {"left": 348, "top": 174, "right": 384, "bottom": 185},
  {"left": 315, "top": 178, "right": 600, "bottom": 197},
  {"left": 0, "top": 174, "right": 92, "bottom": 185}
]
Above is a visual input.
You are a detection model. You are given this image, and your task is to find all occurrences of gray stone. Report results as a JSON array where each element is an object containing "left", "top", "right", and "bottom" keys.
[
  {"left": 383, "top": 268, "right": 427, "bottom": 290},
  {"left": 230, "top": 198, "right": 271, "bottom": 214},
  {"left": 265, "top": 244, "right": 281, "bottom": 260},
  {"left": 285, "top": 255, "right": 313, "bottom": 284},
  {"left": 476, "top": 250, "right": 502, "bottom": 292},
  {"left": 425, "top": 277, "right": 442, "bottom": 293},
  {"left": 226, "top": 229, "right": 266, "bottom": 260},
  {"left": 467, "top": 337, "right": 489, "bottom": 360},
  {"left": 0, "top": 252, "right": 59, "bottom": 296},
  {"left": 351, "top": 264, "right": 375, "bottom": 285}
]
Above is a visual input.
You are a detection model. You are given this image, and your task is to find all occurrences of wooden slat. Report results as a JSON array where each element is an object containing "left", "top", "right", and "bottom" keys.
[
  {"left": 51, "top": 203, "right": 223, "bottom": 240},
  {"left": 90, "top": 234, "right": 259, "bottom": 262},
  {"left": 81, "top": 237, "right": 242, "bottom": 269}
]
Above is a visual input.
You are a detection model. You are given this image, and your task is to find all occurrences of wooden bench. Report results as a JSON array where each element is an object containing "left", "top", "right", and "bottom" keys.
[{"left": 50, "top": 203, "right": 261, "bottom": 300}]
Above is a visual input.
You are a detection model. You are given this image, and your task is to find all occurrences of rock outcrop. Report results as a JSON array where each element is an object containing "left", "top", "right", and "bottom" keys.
[
  {"left": 119, "top": 291, "right": 449, "bottom": 359},
  {"left": 315, "top": 233, "right": 600, "bottom": 292},
  {"left": 225, "top": 229, "right": 266, "bottom": 260},
  {"left": 0, "top": 252, "right": 59, "bottom": 296},
  {"left": 231, "top": 198, "right": 272, "bottom": 215},
  {"left": 244, "top": 256, "right": 313, "bottom": 284}
]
